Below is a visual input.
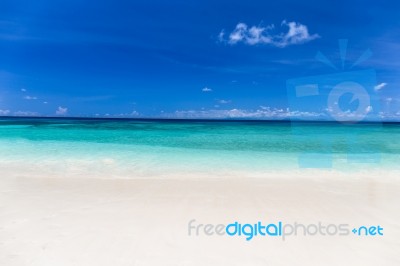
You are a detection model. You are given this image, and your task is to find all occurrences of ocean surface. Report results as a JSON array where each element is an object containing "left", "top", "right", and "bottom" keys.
[{"left": 0, "top": 118, "right": 399, "bottom": 178}]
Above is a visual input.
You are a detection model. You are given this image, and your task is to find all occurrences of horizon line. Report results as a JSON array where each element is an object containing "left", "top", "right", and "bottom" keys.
[{"left": 0, "top": 116, "right": 398, "bottom": 124}]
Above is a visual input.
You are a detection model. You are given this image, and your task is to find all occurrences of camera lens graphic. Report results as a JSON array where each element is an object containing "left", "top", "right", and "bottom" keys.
[
  {"left": 286, "top": 40, "right": 382, "bottom": 168},
  {"left": 327, "top": 81, "right": 371, "bottom": 122}
]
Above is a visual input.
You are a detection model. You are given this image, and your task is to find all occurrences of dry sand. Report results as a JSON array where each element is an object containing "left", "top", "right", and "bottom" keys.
[{"left": 1, "top": 173, "right": 400, "bottom": 266}]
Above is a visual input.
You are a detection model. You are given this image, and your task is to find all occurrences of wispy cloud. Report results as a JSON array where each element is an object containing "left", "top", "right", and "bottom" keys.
[
  {"left": 94, "top": 111, "right": 140, "bottom": 118},
  {"left": 24, "top": 95, "right": 38, "bottom": 100},
  {"left": 219, "top": 20, "right": 319, "bottom": 48},
  {"left": 218, "top": 99, "right": 231, "bottom": 104},
  {"left": 164, "top": 105, "right": 400, "bottom": 121},
  {"left": 14, "top": 111, "right": 39, "bottom": 116},
  {"left": 384, "top": 97, "right": 393, "bottom": 103},
  {"left": 130, "top": 110, "right": 139, "bottom": 117},
  {"left": 0, "top": 109, "right": 10, "bottom": 115},
  {"left": 379, "top": 111, "right": 400, "bottom": 121},
  {"left": 114, "top": 111, "right": 140, "bottom": 117},
  {"left": 166, "top": 107, "right": 323, "bottom": 120},
  {"left": 202, "top": 87, "right": 212, "bottom": 92},
  {"left": 374, "top": 82, "right": 387, "bottom": 91},
  {"left": 56, "top": 106, "right": 68, "bottom": 115}
]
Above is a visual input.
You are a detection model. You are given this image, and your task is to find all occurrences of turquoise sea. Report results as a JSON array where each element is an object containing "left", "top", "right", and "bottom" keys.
[{"left": 1, "top": 118, "right": 400, "bottom": 178}]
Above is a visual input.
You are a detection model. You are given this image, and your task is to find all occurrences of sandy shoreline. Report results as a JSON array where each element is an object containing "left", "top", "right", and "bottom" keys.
[{"left": 1, "top": 174, "right": 400, "bottom": 266}]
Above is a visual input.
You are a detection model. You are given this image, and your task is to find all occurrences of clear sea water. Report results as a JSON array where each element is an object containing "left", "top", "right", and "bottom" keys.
[{"left": 1, "top": 118, "right": 399, "bottom": 178}]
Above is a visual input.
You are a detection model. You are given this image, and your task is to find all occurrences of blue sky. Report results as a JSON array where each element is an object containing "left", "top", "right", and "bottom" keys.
[{"left": 0, "top": 0, "right": 399, "bottom": 120}]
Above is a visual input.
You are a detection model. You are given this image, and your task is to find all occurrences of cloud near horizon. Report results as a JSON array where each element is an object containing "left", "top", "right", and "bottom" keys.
[
  {"left": 167, "top": 107, "right": 323, "bottom": 120},
  {"left": 163, "top": 106, "right": 400, "bottom": 121},
  {"left": 56, "top": 106, "right": 68, "bottom": 115},
  {"left": 219, "top": 20, "right": 319, "bottom": 47},
  {"left": 13, "top": 111, "right": 39, "bottom": 116},
  {"left": 0, "top": 109, "right": 10, "bottom": 115}
]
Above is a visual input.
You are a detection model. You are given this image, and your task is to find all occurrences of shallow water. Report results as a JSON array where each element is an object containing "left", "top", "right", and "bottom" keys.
[{"left": 0, "top": 118, "right": 399, "bottom": 178}]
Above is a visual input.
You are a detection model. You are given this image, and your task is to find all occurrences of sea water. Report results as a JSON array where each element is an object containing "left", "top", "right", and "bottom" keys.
[{"left": 0, "top": 118, "right": 399, "bottom": 179}]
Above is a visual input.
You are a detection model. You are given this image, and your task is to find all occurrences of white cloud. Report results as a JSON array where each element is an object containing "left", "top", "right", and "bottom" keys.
[
  {"left": 119, "top": 110, "right": 140, "bottom": 117},
  {"left": 374, "top": 82, "right": 387, "bottom": 91},
  {"left": 24, "top": 96, "right": 38, "bottom": 100},
  {"left": 130, "top": 110, "right": 139, "bottom": 116},
  {"left": 90, "top": 111, "right": 140, "bottom": 118},
  {"left": 165, "top": 107, "right": 323, "bottom": 120},
  {"left": 56, "top": 106, "right": 68, "bottom": 115},
  {"left": 280, "top": 21, "right": 318, "bottom": 47},
  {"left": 218, "top": 99, "right": 231, "bottom": 104},
  {"left": 163, "top": 105, "right": 400, "bottom": 120},
  {"left": 21, "top": 88, "right": 26, "bottom": 92},
  {"left": 379, "top": 111, "right": 400, "bottom": 121},
  {"left": 14, "top": 111, "right": 39, "bottom": 116},
  {"left": 218, "top": 30, "right": 225, "bottom": 42},
  {"left": 220, "top": 21, "right": 319, "bottom": 48},
  {"left": 202, "top": 87, "right": 212, "bottom": 92},
  {"left": 0, "top": 109, "right": 10, "bottom": 115},
  {"left": 43, "top": 101, "right": 48, "bottom": 104}
]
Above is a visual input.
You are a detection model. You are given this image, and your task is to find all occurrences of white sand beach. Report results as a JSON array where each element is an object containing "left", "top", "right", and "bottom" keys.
[{"left": 1, "top": 171, "right": 400, "bottom": 266}]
